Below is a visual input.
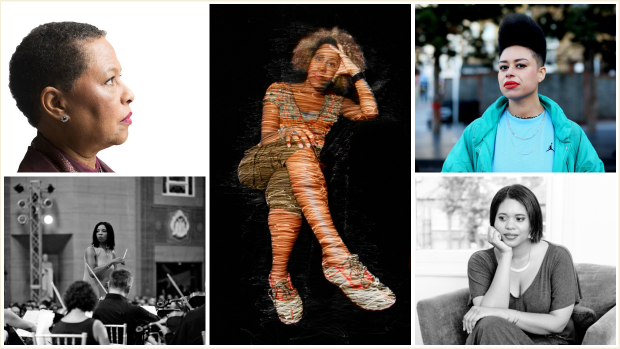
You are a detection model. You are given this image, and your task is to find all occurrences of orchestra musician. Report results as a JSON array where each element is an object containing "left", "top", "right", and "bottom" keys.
[
  {"left": 93, "top": 270, "right": 159, "bottom": 345},
  {"left": 4, "top": 308, "right": 36, "bottom": 344}
]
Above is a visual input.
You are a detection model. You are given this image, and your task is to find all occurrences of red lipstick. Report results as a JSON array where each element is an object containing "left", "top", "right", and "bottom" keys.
[
  {"left": 121, "top": 112, "right": 132, "bottom": 125},
  {"left": 504, "top": 81, "right": 519, "bottom": 89}
]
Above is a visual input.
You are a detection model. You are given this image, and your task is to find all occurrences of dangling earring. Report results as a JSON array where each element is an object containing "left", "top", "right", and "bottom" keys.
[
  {"left": 61, "top": 115, "right": 69, "bottom": 123},
  {"left": 528, "top": 233, "right": 532, "bottom": 240}
]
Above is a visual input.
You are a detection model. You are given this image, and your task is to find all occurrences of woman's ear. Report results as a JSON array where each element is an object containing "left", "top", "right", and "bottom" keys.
[
  {"left": 40, "top": 86, "right": 68, "bottom": 122},
  {"left": 538, "top": 66, "right": 547, "bottom": 83}
]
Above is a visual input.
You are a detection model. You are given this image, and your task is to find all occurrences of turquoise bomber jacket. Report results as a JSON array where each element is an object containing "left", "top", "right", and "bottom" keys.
[{"left": 441, "top": 95, "right": 605, "bottom": 172}]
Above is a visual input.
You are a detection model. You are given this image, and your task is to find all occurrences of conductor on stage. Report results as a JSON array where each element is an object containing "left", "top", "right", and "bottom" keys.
[
  {"left": 93, "top": 270, "right": 159, "bottom": 345},
  {"left": 84, "top": 222, "right": 125, "bottom": 298}
]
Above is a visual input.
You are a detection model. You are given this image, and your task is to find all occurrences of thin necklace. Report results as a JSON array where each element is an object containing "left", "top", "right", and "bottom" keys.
[
  {"left": 295, "top": 85, "right": 324, "bottom": 99},
  {"left": 511, "top": 243, "right": 532, "bottom": 273},
  {"left": 506, "top": 111, "right": 546, "bottom": 140},
  {"left": 508, "top": 115, "right": 545, "bottom": 155}
]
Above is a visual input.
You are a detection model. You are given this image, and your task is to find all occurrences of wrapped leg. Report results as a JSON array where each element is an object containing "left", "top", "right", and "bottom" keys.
[
  {"left": 286, "top": 148, "right": 395, "bottom": 310},
  {"left": 285, "top": 148, "right": 349, "bottom": 266}
]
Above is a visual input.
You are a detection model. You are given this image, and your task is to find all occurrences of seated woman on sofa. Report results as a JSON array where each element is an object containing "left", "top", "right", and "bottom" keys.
[{"left": 463, "top": 184, "right": 580, "bottom": 345}]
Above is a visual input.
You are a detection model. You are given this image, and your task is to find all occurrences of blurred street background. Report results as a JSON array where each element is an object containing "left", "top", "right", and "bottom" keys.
[{"left": 415, "top": 4, "right": 616, "bottom": 172}]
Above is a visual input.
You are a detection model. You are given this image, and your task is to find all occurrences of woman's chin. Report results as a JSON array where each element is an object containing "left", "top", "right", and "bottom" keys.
[{"left": 109, "top": 129, "right": 129, "bottom": 146}]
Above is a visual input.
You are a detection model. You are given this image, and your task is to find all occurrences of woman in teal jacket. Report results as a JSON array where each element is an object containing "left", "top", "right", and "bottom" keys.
[{"left": 442, "top": 13, "right": 604, "bottom": 173}]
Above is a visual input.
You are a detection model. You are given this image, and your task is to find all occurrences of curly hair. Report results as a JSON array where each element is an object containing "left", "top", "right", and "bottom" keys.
[
  {"left": 292, "top": 27, "right": 365, "bottom": 91},
  {"left": 92, "top": 222, "right": 115, "bottom": 250},
  {"left": 64, "top": 281, "right": 97, "bottom": 312},
  {"left": 9, "top": 22, "right": 106, "bottom": 128}
]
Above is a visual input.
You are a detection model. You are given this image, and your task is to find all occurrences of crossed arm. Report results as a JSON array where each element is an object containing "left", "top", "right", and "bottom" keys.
[{"left": 464, "top": 241, "right": 574, "bottom": 335}]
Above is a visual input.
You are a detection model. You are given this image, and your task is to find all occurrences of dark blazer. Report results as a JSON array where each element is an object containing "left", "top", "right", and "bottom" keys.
[
  {"left": 169, "top": 304, "right": 206, "bottom": 345},
  {"left": 92, "top": 294, "right": 159, "bottom": 345}
]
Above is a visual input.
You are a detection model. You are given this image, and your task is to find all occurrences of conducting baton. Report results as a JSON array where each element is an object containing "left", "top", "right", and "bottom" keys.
[
  {"left": 84, "top": 257, "right": 108, "bottom": 294},
  {"left": 50, "top": 281, "right": 66, "bottom": 310},
  {"left": 166, "top": 273, "right": 194, "bottom": 310},
  {"left": 123, "top": 248, "right": 128, "bottom": 259}
]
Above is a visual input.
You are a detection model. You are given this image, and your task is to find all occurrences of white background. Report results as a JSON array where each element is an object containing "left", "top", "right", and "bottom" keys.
[{"left": 1, "top": 2, "right": 209, "bottom": 174}]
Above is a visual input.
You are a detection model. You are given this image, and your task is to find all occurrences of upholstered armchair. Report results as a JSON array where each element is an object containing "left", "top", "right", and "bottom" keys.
[{"left": 417, "top": 263, "right": 616, "bottom": 345}]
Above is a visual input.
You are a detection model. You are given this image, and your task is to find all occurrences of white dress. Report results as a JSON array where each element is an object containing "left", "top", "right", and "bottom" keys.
[{"left": 82, "top": 246, "right": 114, "bottom": 299}]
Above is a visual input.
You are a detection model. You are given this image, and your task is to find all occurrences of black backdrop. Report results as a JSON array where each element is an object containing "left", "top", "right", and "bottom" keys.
[{"left": 210, "top": 4, "right": 411, "bottom": 345}]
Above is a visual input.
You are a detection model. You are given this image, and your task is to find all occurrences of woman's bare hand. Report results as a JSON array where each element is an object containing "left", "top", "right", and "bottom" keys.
[
  {"left": 282, "top": 125, "right": 316, "bottom": 149},
  {"left": 328, "top": 44, "right": 360, "bottom": 77},
  {"left": 463, "top": 306, "right": 501, "bottom": 334},
  {"left": 488, "top": 226, "right": 512, "bottom": 254},
  {"left": 112, "top": 257, "right": 125, "bottom": 265}
]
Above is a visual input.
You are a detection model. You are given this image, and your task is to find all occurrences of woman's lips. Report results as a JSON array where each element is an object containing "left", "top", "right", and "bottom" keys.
[
  {"left": 502, "top": 233, "right": 519, "bottom": 241},
  {"left": 121, "top": 112, "right": 132, "bottom": 125},
  {"left": 504, "top": 81, "right": 519, "bottom": 89}
]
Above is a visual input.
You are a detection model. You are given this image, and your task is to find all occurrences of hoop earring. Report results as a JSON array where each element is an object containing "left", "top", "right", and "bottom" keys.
[{"left": 61, "top": 115, "right": 69, "bottom": 123}]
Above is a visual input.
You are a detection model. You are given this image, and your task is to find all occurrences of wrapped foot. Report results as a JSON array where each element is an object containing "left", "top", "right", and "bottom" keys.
[
  {"left": 322, "top": 254, "right": 396, "bottom": 311},
  {"left": 268, "top": 274, "right": 303, "bottom": 324}
]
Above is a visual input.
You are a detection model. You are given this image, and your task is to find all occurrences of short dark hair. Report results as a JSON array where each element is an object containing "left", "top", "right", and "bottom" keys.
[
  {"left": 489, "top": 184, "right": 544, "bottom": 243},
  {"left": 91, "top": 222, "right": 115, "bottom": 250},
  {"left": 109, "top": 269, "right": 133, "bottom": 294},
  {"left": 9, "top": 22, "right": 106, "bottom": 127},
  {"left": 498, "top": 13, "right": 546, "bottom": 67},
  {"left": 64, "top": 281, "right": 97, "bottom": 312},
  {"left": 292, "top": 27, "right": 365, "bottom": 92}
]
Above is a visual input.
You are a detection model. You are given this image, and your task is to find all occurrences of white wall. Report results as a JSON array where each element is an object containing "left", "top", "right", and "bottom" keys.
[{"left": 546, "top": 176, "right": 617, "bottom": 266}]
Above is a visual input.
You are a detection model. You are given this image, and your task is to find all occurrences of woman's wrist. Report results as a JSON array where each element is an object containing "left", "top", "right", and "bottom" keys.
[
  {"left": 351, "top": 71, "right": 364, "bottom": 83},
  {"left": 497, "top": 248, "right": 513, "bottom": 258}
]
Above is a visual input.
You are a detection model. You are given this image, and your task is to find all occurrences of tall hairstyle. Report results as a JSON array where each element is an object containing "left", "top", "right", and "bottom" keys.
[
  {"left": 109, "top": 269, "right": 133, "bottom": 294},
  {"left": 498, "top": 13, "right": 546, "bottom": 67},
  {"left": 64, "top": 281, "right": 97, "bottom": 312},
  {"left": 489, "top": 184, "right": 544, "bottom": 243},
  {"left": 92, "top": 222, "right": 115, "bottom": 250},
  {"left": 292, "top": 27, "right": 365, "bottom": 92},
  {"left": 9, "top": 22, "right": 107, "bottom": 127}
]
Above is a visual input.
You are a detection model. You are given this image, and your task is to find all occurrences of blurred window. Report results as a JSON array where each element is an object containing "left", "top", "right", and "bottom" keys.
[
  {"left": 163, "top": 177, "right": 194, "bottom": 197},
  {"left": 416, "top": 176, "right": 547, "bottom": 251}
]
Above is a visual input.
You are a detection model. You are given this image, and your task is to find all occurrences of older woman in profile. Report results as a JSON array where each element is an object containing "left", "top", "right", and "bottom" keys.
[
  {"left": 238, "top": 27, "right": 395, "bottom": 324},
  {"left": 9, "top": 21, "right": 134, "bottom": 172}
]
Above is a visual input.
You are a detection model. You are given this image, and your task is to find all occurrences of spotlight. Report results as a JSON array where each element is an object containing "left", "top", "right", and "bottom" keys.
[
  {"left": 17, "top": 200, "right": 26, "bottom": 209},
  {"left": 44, "top": 215, "right": 54, "bottom": 225},
  {"left": 13, "top": 184, "right": 24, "bottom": 193},
  {"left": 17, "top": 215, "right": 27, "bottom": 224},
  {"left": 42, "top": 198, "right": 53, "bottom": 208},
  {"left": 47, "top": 184, "right": 55, "bottom": 194}
]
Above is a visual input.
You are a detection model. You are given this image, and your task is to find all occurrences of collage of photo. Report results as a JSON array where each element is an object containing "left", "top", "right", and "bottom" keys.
[{"left": 0, "top": 2, "right": 617, "bottom": 348}]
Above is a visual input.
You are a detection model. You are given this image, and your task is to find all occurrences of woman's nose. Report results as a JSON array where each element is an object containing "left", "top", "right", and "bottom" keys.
[{"left": 122, "top": 82, "right": 135, "bottom": 104}]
